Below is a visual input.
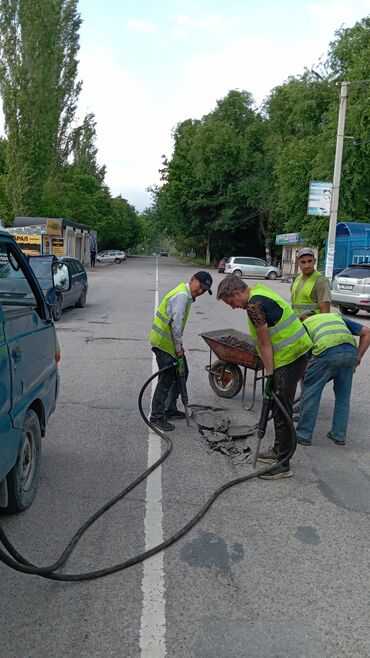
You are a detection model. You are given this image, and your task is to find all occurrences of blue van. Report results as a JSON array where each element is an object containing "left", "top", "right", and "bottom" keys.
[{"left": 0, "top": 230, "right": 70, "bottom": 512}]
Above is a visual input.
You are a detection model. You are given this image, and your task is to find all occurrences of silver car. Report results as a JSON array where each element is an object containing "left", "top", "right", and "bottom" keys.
[
  {"left": 331, "top": 263, "right": 370, "bottom": 315},
  {"left": 96, "top": 250, "right": 126, "bottom": 264},
  {"left": 224, "top": 256, "right": 281, "bottom": 280}
]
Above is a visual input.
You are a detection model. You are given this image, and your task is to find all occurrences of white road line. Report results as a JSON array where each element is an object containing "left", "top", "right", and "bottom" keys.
[{"left": 140, "top": 258, "right": 166, "bottom": 658}]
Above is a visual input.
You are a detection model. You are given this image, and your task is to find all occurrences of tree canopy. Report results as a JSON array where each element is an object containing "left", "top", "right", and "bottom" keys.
[
  {"left": 149, "top": 15, "right": 370, "bottom": 262},
  {"left": 0, "top": 0, "right": 143, "bottom": 251}
]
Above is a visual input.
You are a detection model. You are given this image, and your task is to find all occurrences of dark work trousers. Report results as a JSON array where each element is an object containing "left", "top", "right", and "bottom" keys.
[
  {"left": 150, "top": 348, "right": 189, "bottom": 420},
  {"left": 272, "top": 353, "right": 309, "bottom": 467}
]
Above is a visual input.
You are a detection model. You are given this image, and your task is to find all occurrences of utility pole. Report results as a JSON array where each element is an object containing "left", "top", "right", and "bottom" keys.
[{"left": 325, "top": 81, "right": 349, "bottom": 279}]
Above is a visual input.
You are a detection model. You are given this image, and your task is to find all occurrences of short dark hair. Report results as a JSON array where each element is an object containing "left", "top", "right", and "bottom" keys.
[{"left": 217, "top": 275, "right": 249, "bottom": 299}]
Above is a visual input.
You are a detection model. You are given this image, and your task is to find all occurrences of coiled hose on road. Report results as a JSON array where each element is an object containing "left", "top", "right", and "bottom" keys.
[{"left": 0, "top": 363, "right": 296, "bottom": 581}]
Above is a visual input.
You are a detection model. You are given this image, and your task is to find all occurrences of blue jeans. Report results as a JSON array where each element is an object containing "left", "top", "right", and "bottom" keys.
[
  {"left": 150, "top": 348, "right": 188, "bottom": 420},
  {"left": 296, "top": 348, "right": 357, "bottom": 443}
]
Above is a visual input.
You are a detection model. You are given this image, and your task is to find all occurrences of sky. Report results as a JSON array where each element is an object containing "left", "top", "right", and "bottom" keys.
[{"left": 3, "top": 0, "right": 370, "bottom": 212}]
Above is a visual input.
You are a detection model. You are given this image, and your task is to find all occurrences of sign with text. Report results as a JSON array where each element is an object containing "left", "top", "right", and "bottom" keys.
[
  {"left": 12, "top": 232, "right": 41, "bottom": 256},
  {"left": 46, "top": 218, "right": 62, "bottom": 236},
  {"left": 275, "top": 233, "right": 302, "bottom": 245},
  {"left": 307, "top": 181, "right": 332, "bottom": 216}
]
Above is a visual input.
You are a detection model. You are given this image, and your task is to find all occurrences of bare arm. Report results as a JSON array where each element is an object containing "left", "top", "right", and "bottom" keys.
[
  {"left": 318, "top": 301, "right": 331, "bottom": 313},
  {"left": 357, "top": 326, "right": 370, "bottom": 365},
  {"left": 255, "top": 323, "right": 274, "bottom": 376},
  {"left": 315, "top": 277, "right": 331, "bottom": 314}
]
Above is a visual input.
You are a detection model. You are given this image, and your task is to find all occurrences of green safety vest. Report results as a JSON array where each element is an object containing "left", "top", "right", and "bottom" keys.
[
  {"left": 303, "top": 313, "right": 357, "bottom": 356},
  {"left": 149, "top": 282, "right": 191, "bottom": 356},
  {"left": 291, "top": 271, "right": 323, "bottom": 314},
  {"left": 248, "top": 283, "right": 312, "bottom": 369}
]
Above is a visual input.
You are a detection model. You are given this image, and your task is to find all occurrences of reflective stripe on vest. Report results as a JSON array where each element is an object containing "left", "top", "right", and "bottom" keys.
[
  {"left": 291, "top": 271, "right": 322, "bottom": 314},
  {"left": 149, "top": 282, "right": 191, "bottom": 356},
  {"left": 248, "top": 283, "right": 312, "bottom": 369},
  {"left": 303, "top": 313, "right": 357, "bottom": 356}
]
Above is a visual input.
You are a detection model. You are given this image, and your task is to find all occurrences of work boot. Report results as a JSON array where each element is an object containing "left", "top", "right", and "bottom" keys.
[
  {"left": 166, "top": 409, "right": 187, "bottom": 420},
  {"left": 296, "top": 437, "right": 311, "bottom": 446},
  {"left": 259, "top": 464, "right": 293, "bottom": 480},
  {"left": 327, "top": 431, "right": 345, "bottom": 446},
  {"left": 257, "top": 446, "right": 278, "bottom": 464},
  {"left": 150, "top": 417, "right": 175, "bottom": 432}
]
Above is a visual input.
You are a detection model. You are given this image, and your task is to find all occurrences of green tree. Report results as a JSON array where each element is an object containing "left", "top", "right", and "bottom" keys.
[
  {"left": 0, "top": 0, "right": 82, "bottom": 215},
  {"left": 71, "top": 112, "right": 106, "bottom": 181}
]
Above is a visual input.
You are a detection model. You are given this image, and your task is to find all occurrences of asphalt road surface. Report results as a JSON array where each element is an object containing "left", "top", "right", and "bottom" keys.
[{"left": 1, "top": 256, "right": 370, "bottom": 658}]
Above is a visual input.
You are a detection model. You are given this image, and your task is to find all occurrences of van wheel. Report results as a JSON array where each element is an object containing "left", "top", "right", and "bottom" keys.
[
  {"left": 53, "top": 295, "right": 63, "bottom": 321},
  {"left": 76, "top": 286, "right": 87, "bottom": 308},
  {"left": 6, "top": 410, "right": 41, "bottom": 513}
]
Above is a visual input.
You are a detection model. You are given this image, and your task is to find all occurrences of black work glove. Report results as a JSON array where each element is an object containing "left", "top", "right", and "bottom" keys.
[{"left": 263, "top": 374, "right": 274, "bottom": 399}]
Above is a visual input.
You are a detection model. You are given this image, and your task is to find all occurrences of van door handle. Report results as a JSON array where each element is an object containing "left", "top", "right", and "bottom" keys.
[{"left": 11, "top": 346, "right": 22, "bottom": 360}]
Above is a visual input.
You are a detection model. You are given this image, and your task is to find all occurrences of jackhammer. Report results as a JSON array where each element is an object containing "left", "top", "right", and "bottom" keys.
[
  {"left": 252, "top": 394, "right": 273, "bottom": 467},
  {"left": 176, "top": 355, "right": 190, "bottom": 426}
]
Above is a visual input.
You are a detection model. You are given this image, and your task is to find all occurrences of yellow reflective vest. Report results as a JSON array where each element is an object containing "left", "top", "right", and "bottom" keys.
[
  {"left": 303, "top": 313, "right": 357, "bottom": 356},
  {"left": 149, "top": 282, "right": 191, "bottom": 356},
  {"left": 291, "top": 271, "right": 323, "bottom": 314},
  {"left": 248, "top": 284, "right": 312, "bottom": 369}
]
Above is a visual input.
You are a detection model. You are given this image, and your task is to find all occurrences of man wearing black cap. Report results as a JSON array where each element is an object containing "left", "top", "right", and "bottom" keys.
[
  {"left": 149, "top": 271, "right": 212, "bottom": 431},
  {"left": 291, "top": 247, "right": 331, "bottom": 316}
]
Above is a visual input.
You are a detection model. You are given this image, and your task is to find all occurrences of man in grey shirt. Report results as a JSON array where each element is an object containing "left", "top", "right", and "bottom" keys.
[{"left": 149, "top": 271, "right": 212, "bottom": 431}]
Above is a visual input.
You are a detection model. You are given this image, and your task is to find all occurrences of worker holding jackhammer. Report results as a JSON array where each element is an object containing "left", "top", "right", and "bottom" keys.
[
  {"left": 291, "top": 247, "right": 331, "bottom": 315},
  {"left": 295, "top": 312, "right": 370, "bottom": 447},
  {"left": 149, "top": 271, "right": 213, "bottom": 432},
  {"left": 217, "top": 274, "right": 312, "bottom": 480}
]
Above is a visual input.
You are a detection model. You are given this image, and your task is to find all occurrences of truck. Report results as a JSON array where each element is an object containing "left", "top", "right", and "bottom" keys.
[{"left": 0, "top": 229, "right": 70, "bottom": 512}]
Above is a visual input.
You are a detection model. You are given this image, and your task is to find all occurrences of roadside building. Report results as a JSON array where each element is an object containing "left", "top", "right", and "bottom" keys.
[
  {"left": 275, "top": 233, "right": 318, "bottom": 281},
  {"left": 7, "top": 216, "right": 96, "bottom": 266},
  {"left": 331, "top": 221, "right": 370, "bottom": 271}
]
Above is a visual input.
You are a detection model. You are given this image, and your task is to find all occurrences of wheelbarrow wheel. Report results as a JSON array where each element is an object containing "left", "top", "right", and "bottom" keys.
[{"left": 208, "top": 360, "right": 243, "bottom": 398}]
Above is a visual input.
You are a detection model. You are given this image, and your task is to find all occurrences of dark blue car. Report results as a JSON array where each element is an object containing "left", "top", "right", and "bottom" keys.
[
  {"left": 30, "top": 256, "right": 88, "bottom": 320},
  {"left": 0, "top": 256, "right": 88, "bottom": 321}
]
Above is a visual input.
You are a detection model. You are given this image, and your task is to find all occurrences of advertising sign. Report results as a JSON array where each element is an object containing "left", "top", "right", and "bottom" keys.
[
  {"left": 12, "top": 233, "right": 42, "bottom": 256},
  {"left": 46, "top": 218, "right": 62, "bottom": 236},
  {"left": 307, "top": 181, "right": 332, "bottom": 216},
  {"left": 275, "top": 233, "right": 301, "bottom": 245},
  {"left": 44, "top": 236, "right": 64, "bottom": 256}
]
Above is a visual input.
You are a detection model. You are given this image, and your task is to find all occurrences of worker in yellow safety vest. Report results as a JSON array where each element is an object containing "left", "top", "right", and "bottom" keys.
[
  {"left": 291, "top": 247, "right": 331, "bottom": 315},
  {"left": 217, "top": 274, "right": 312, "bottom": 480},
  {"left": 149, "top": 271, "right": 212, "bottom": 432},
  {"left": 296, "top": 312, "right": 370, "bottom": 447}
]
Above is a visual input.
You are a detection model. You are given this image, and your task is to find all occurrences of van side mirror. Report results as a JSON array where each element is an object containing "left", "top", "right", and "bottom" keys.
[{"left": 53, "top": 263, "right": 71, "bottom": 292}]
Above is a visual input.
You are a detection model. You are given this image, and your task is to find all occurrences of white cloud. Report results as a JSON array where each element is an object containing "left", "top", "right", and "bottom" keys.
[
  {"left": 77, "top": 46, "right": 173, "bottom": 209},
  {"left": 174, "top": 14, "right": 224, "bottom": 30},
  {"left": 172, "top": 28, "right": 188, "bottom": 39},
  {"left": 127, "top": 18, "right": 156, "bottom": 33}
]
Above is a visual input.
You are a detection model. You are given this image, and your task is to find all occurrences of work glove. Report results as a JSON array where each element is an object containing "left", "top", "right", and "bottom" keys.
[
  {"left": 177, "top": 355, "right": 186, "bottom": 374},
  {"left": 263, "top": 374, "right": 274, "bottom": 399}
]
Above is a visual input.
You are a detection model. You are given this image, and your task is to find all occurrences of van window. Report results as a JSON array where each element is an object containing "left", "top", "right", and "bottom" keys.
[{"left": 0, "top": 244, "right": 36, "bottom": 307}]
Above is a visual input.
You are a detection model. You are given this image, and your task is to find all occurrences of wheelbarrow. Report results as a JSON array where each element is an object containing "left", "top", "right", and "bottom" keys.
[{"left": 200, "top": 328, "right": 265, "bottom": 411}]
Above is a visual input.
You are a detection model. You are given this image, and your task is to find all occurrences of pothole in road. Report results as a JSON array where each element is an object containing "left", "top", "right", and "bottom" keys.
[{"left": 190, "top": 405, "right": 253, "bottom": 463}]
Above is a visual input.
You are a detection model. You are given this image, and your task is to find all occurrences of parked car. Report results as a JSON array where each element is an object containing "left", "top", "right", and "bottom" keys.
[
  {"left": 96, "top": 250, "right": 126, "bottom": 264},
  {"left": 30, "top": 256, "right": 88, "bottom": 321},
  {"left": 218, "top": 256, "right": 230, "bottom": 273},
  {"left": 224, "top": 256, "right": 281, "bottom": 279},
  {"left": 331, "top": 263, "right": 370, "bottom": 315}
]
